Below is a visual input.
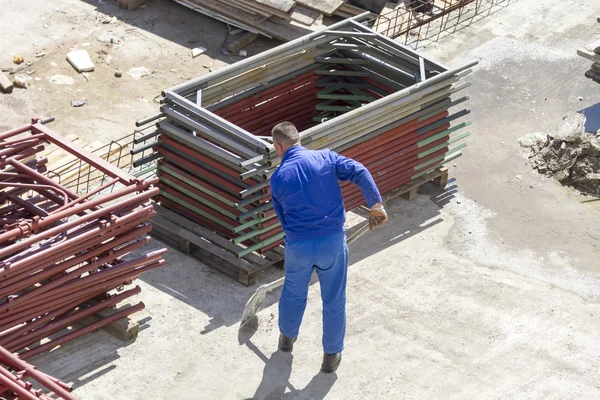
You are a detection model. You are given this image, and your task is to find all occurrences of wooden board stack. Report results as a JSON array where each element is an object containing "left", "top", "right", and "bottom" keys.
[
  {"left": 577, "top": 17, "right": 600, "bottom": 84},
  {"left": 171, "top": 0, "right": 369, "bottom": 41}
]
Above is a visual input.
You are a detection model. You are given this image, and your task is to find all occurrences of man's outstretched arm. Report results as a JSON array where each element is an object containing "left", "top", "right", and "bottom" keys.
[{"left": 331, "top": 151, "right": 388, "bottom": 229}]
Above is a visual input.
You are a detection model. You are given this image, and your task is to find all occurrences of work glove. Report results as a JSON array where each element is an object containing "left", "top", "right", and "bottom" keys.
[{"left": 369, "top": 203, "right": 388, "bottom": 230}]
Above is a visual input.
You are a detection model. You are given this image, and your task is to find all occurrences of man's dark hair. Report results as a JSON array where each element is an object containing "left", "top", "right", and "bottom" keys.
[{"left": 272, "top": 122, "right": 300, "bottom": 147}]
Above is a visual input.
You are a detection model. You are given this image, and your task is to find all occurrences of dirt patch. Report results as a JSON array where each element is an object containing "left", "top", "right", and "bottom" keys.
[{"left": 520, "top": 112, "right": 600, "bottom": 196}]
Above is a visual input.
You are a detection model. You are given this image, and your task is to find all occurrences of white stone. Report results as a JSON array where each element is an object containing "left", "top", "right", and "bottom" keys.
[
  {"left": 191, "top": 47, "right": 206, "bottom": 58},
  {"left": 66, "top": 50, "right": 95, "bottom": 72},
  {"left": 518, "top": 132, "right": 548, "bottom": 148},
  {"left": 128, "top": 67, "right": 149, "bottom": 80},
  {"left": 552, "top": 112, "right": 586, "bottom": 142}
]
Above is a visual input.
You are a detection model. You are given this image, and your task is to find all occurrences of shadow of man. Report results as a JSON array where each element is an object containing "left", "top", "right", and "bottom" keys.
[
  {"left": 250, "top": 350, "right": 293, "bottom": 400},
  {"left": 248, "top": 351, "right": 338, "bottom": 400},
  {"left": 281, "top": 372, "right": 338, "bottom": 400}
]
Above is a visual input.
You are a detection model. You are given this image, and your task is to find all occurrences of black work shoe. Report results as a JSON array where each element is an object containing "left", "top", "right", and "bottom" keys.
[
  {"left": 321, "top": 352, "right": 342, "bottom": 373},
  {"left": 279, "top": 334, "right": 297, "bottom": 352}
]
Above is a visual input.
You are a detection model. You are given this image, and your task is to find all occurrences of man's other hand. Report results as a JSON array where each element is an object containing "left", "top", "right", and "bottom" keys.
[{"left": 369, "top": 203, "right": 388, "bottom": 230}]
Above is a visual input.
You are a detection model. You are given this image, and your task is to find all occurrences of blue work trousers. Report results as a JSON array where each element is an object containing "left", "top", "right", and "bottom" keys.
[{"left": 278, "top": 231, "right": 349, "bottom": 354}]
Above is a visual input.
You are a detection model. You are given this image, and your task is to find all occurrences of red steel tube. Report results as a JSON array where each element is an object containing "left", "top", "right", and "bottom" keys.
[
  {"left": 159, "top": 186, "right": 241, "bottom": 234},
  {"left": 5, "top": 286, "right": 142, "bottom": 353},
  {"left": 3, "top": 251, "right": 166, "bottom": 316},
  {"left": 0, "top": 373, "right": 38, "bottom": 400},
  {"left": 160, "top": 135, "right": 257, "bottom": 184},
  {"left": 0, "top": 233, "right": 152, "bottom": 304},
  {"left": 233, "top": 86, "right": 318, "bottom": 128},
  {"left": 0, "top": 345, "right": 75, "bottom": 399},
  {"left": 159, "top": 197, "right": 234, "bottom": 239},
  {"left": 19, "top": 302, "right": 145, "bottom": 362},
  {"left": 0, "top": 207, "right": 154, "bottom": 281},
  {"left": 0, "top": 186, "right": 159, "bottom": 258},
  {"left": 342, "top": 111, "right": 448, "bottom": 159},
  {"left": 0, "top": 124, "right": 34, "bottom": 140},
  {"left": 215, "top": 71, "right": 318, "bottom": 119},
  {"left": 160, "top": 171, "right": 243, "bottom": 218},
  {"left": 160, "top": 160, "right": 239, "bottom": 204},
  {"left": 0, "top": 213, "right": 152, "bottom": 288},
  {"left": 31, "top": 122, "right": 137, "bottom": 185},
  {"left": 156, "top": 147, "right": 243, "bottom": 194},
  {"left": 228, "top": 83, "right": 318, "bottom": 125}
]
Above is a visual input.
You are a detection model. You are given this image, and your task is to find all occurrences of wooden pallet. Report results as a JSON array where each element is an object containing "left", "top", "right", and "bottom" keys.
[
  {"left": 150, "top": 205, "right": 284, "bottom": 286},
  {"left": 382, "top": 166, "right": 449, "bottom": 202}
]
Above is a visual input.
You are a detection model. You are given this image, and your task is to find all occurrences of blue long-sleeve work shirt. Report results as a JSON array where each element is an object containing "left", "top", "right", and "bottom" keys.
[{"left": 270, "top": 146, "right": 382, "bottom": 242}]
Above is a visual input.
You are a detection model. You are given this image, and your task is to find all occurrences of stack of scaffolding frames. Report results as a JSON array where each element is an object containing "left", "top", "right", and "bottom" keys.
[{"left": 136, "top": 13, "right": 476, "bottom": 283}]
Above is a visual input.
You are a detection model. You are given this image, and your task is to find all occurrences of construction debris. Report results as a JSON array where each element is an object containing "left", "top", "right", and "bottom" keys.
[
  {"left": 13, "top": 55, "right": 24, "bottom": 64},
  {"left": 0, "top": 119, "right": 167, "bottom": 360},
  {"left": 13, "top": 75, "right": 28, "bottom": 88},
  {"left": 129, "top": 67, "right": 150, "bottom": 80},
  {"left": 225, "top": 31, "right": 260, "bottom": 54},
  {"left": 66, "top": 49, "right": 95, "bottom": 72},
  {"left": 577, "top": 17, "right": 600, "bottom": 83},
  {"left": 191, "top": 47, "right": 207, "bottom": 58},
  {"left": 521, "top": 112, "right": 600, "bottom": 195},
  {"left": 71, "top": 99, "right": 88, "bottom": 107},
  {"left": 170, "top": 0, "right": 373, "bottom": 41},
  {"left": 0, "top": 72, "right": 13, "bottom": 93},
  {"left": 136, "top": 17, "right": 474, "bottom": 283}
]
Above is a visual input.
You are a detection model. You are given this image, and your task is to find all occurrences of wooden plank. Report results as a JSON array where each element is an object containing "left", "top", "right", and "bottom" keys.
[
  {"left": 172, "top": 0, "right": 272, "bottom": 37},
  {"left": 337, "top": 2, "right": 365, "bottom": 15},
  {"left": 221, "top": 0, "right": 271, "bottom": 17},
  {"left": 238, "top": 0, "right": 294, "bottom": 21},
  {"left": 255, "top": 0, "right": 296, "bottom": 13},
  {"left": 295, "top": 0, "right": 344, "bottom": 16},
  {"left": 259, "top": 18, "right": 316, "bottom": 41},
  {"left": 289, "top": 5, "right": 320, "bottom": 25}
]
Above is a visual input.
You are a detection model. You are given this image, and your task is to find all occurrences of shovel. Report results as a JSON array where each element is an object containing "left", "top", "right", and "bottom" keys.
[{"left": 239, "top": 223, "right": 371, "bottom": 329}]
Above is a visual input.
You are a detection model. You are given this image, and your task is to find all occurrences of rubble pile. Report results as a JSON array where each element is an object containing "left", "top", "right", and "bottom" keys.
[{"left": 520, "top": 112, "right": 600, "bottom": 195}]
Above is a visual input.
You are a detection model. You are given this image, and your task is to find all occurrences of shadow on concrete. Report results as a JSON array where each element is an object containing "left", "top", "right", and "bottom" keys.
[
  {"left": 238, "top": 325, "right": 337, "bottom": 400},
  {"left": 77, "top": 0, "right": 279, "bottom": 60},
  {"left": 28, "top": 328, "right": 141, "bottom": 390},
  {"left": 139, "top": 180, "right": 456, "bottom": 335},
  {"left": 578, "top": 102, "right": 600, "bottom": 133}
]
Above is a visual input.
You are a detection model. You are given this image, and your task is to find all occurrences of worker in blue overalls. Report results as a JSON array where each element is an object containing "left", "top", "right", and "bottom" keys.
[{"left": 270, "top": 122, "right": 388, "bottom": 373}]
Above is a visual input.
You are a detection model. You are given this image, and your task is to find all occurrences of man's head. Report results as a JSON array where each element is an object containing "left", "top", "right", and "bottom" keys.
[{"left": 272, "top": 122, "right": 300, "bottom": 158}]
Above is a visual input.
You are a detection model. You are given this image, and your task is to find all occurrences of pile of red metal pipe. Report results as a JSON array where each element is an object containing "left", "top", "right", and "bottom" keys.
[
  {"left": 0, "top": 345, "right": 75, "bottom": 399},
  {"left": 0, "top": 121, "right": 166, "bottom": 361}
]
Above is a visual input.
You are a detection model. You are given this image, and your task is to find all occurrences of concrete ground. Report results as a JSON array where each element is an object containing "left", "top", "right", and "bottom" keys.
[{"left": 1, "top": 0, "right": 600, "bottom": 399}]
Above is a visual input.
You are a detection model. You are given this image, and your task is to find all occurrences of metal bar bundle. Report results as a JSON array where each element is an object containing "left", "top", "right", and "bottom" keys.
[
  {"left": 0, "top": 120, "right": 167, "bottom": 359},
  {"left": 137, "top": 17, "right": 476, "bottom": 258},
  {"left": 369, "top": 0, "right": 514, "bottom": 45},
  {"left": 577, "top": 18, "right": 600, "bottom": 84},
  {"left": 0, "top": 345, "right": 76, "bottom": 400}
]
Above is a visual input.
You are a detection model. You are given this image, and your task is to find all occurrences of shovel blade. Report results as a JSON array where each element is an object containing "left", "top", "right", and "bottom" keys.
[{"left": 240, "top": 286, "right": 268, "bottom": 329}]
